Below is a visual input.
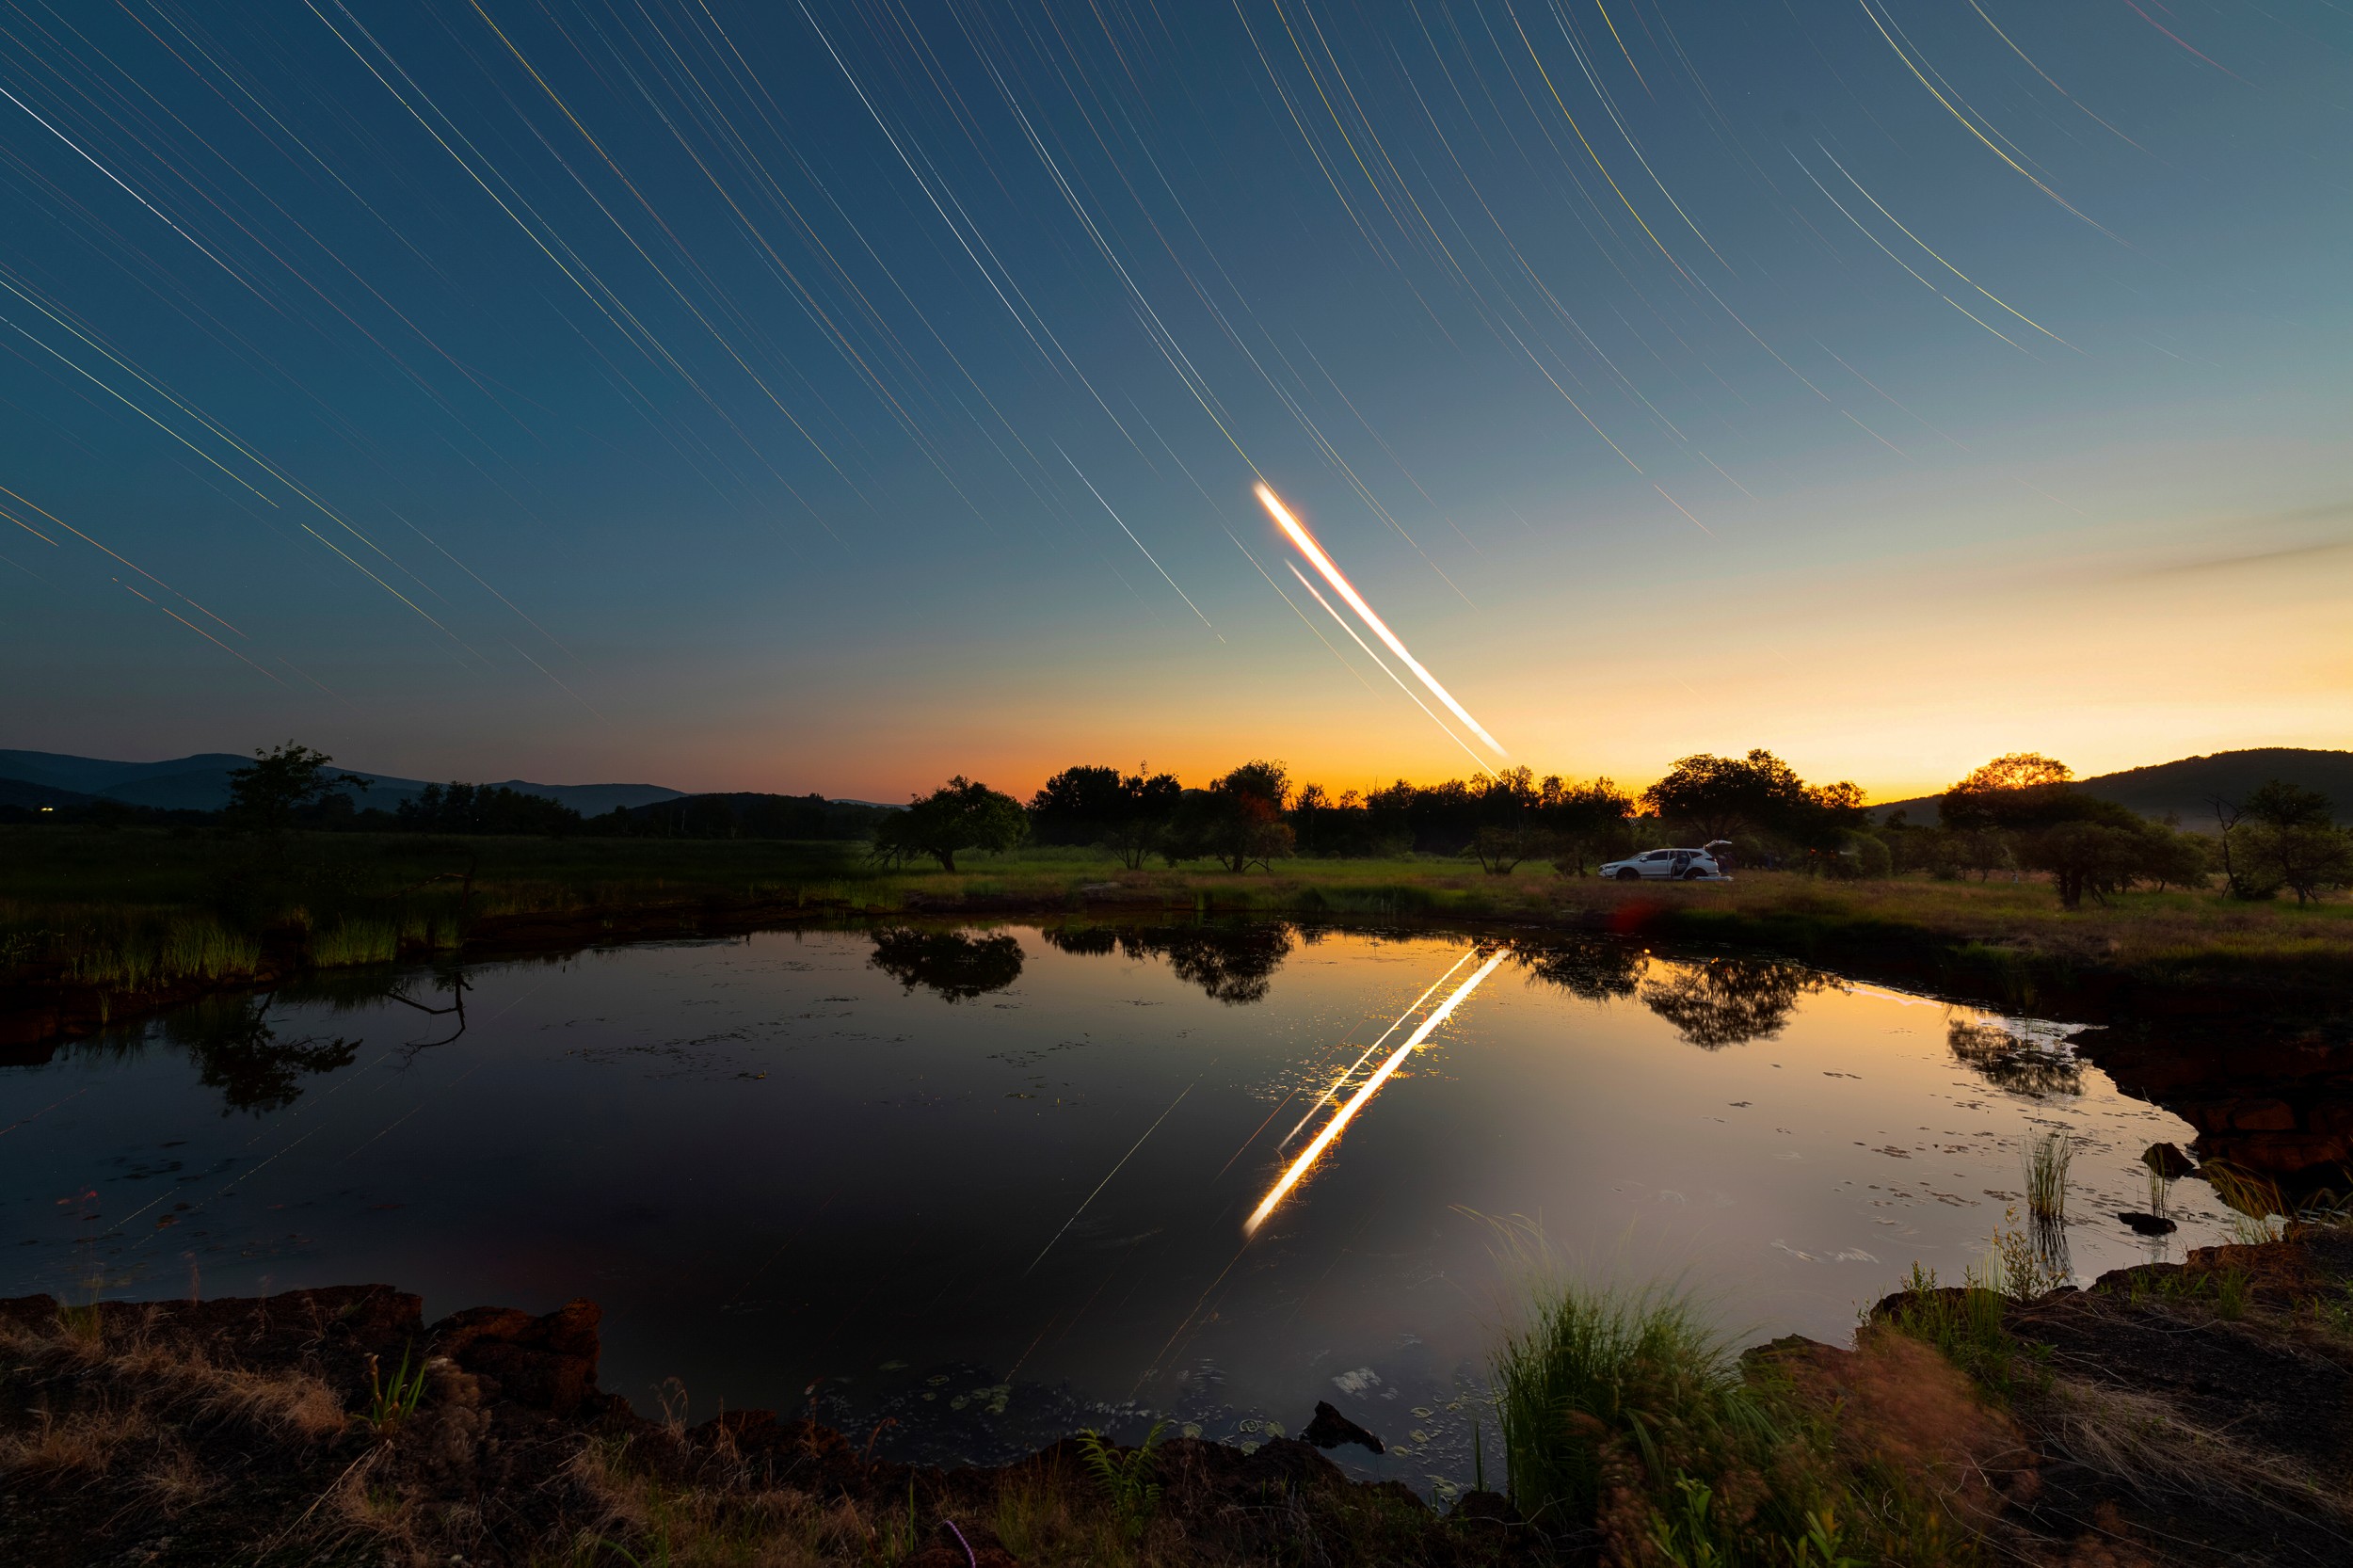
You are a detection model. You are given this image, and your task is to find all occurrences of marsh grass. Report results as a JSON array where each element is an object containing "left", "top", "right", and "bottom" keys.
[
  {"left": 2022, "top": 1131, "right": 2073, "bottom": 1228},
  {"left": 1488, "top": 1255, "right": 1985, "bottom": 1567},
  {"left": 1881, "top": 1264, "right": 2041, "bottom": 1403},
  {"left": 2201, "top": 1162, "right": 2289, "bottom": 1244},
  {"left": 2, "top": 905, "right": 264, "bottom": 989},
  {"left": 1490, "top": 1273, "right": 1768, "bottom": 1531}
]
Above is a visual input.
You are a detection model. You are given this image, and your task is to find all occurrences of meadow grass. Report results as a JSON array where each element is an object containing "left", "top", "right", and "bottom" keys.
[{"left": 3, "top": 826, "right": 2345, "bottom": 1020}]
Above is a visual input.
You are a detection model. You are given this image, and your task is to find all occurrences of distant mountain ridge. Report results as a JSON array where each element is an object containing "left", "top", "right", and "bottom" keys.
[
  {"left": 1872, "top": 747, "right": 2353, "bottom": 827},
  {"left": 0, "top": 750, "right": 683, "bottom": 816}
]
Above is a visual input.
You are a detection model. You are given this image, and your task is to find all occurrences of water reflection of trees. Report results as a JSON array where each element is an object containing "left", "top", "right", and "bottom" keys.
[
  {"left": 1640, "top": 957, "right": 1822, "bottom": 1048},
  {"left": 154, "top": 994, "right": 359, "bottom": 1115},
  {"left": 1948, "top": 1018, "right": 2083, "bottom": 1096},
  {"left": 868, "top": 928, "right": 1026, "bottom": 1002},
  {"left": 1512, "top": 940, "right": 1644, "bottom": 1002},
  {"left": 1037, "top": 921, "right": 1296, "bottom": 1005}
]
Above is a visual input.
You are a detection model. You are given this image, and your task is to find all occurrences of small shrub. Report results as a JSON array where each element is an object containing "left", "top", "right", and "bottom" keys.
[
  {"left": 1075, "top": 1421, "right": 1165, "bottom": 1539},
  {"left": 365, "top": 1343, "right": 426, "bottom": 1432}
]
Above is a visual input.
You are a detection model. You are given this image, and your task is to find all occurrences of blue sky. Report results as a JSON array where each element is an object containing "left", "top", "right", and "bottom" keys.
[{"left": 2, "top": 1, "right": 2346, "bottom": 799}]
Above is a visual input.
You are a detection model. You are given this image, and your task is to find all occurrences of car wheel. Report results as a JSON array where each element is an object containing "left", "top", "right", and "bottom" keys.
[
  {"left": 1682, "top": 867, "right": 1705, "bottom": 881},
  {"left": 1615, "top": 867, "right": 1640, "bottom": 882}
]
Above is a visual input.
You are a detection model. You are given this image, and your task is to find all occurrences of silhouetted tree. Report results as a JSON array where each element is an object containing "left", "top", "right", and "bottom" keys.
[
  {"left": 395, "top": 782, "right": 581, "bottom": 836},
  {"left": 873, "top": 776, "right": 1028, "bottom": 872},
  {"left": 1948, "top": 1018, "right": 2083, "bottom": 1097},
  {"left": 1641, "top": 957, "right": 1822, "bottom": 1048},
  {"left": 1466, "top": 824, "right": 1540, "bottom": 874},
  {"left": 2230, "top": 779, "right": 2351, "bottom": 904},
  {"left": 1938, "top": 754, "right": 2079, "bottom": 834},
  {"left": 1039, "top": 921, "right": 1295, "bottom": 1004},
  {"left": 1538, "top": 776, "right": 1635, "bottom": 874},
  {"left": 1643, "top": 750, "right": 1861, "bottom": 848},
  {"left": 1940, "top": 753, "right": 2201, "bottom": 907},
  {"left": 1513, "top": 939, "right": 1644, "bottom": 1001},
  {"left": 868, "top": 928, "right": 1025, "bottom": 1000},
  {"left": 225, "top": 743, "right": 366, "bottom": 834},
  {"left": 160, "top": 994, "right": 359, "bottom": 1115},
  {"left": 1169, "top": 760, "right": 1294, "bottom": 872},
  {"left": 1029, "top": 764, "right": 1182, "bottom": 867}
]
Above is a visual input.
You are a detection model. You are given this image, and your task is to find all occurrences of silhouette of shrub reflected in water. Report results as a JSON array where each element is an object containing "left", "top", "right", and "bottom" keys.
[
  {"left": 1511, "top": 939, "right": 1644, "bottom": 1003},
  {"left": 1639, "top": 956, "right": 1824, "bottom": 1048},
  {"left": 1948, "top": 1018, "right": 2083, "bottom": 1097},
  {"left": 154, "top": 994, "right": 359, "bottom": 1115},
  {"left": 1038, "top": 920, "right": 1296, "bottom": 1005},
  {"left": 867, "top": 928, "right": 1026, "bottom": 1002}
]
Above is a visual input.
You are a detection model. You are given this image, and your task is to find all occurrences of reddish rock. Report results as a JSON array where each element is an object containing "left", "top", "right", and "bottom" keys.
[
  {"left": 428, "top": 1298, "right": 603, "bottom": 1416},
  {"left": 2226, "top": 1098, "right": 2297, "bottom": 1130}
]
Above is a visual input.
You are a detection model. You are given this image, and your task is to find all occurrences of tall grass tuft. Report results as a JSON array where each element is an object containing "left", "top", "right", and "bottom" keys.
[
  {"left": 2201, "top": 1161, "right": 2287, "bottom": 1244},
  {"left": 1489, "top": 1272, "right": 1767, "bottom": 1531},
  {"left": 1882, "top": 1261, "right": 2041, "bottom": 1403},
  {"left": 2023, "top": 1129, "right": 2073, "bottom": 1227},
  {"left": 309, "top": 920, "right": 400, "bottom": 968}
]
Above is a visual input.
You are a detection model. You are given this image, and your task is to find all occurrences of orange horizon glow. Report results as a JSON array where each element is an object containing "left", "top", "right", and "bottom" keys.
[{"left": 1244, "top": 947, "right": 1511, "bottom": 1236}]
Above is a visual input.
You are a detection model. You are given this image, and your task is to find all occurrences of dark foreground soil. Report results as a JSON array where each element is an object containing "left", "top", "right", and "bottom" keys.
[
  {"left": 7, "top": 1231, "right": 2353, "bottom": 1566},
  {"left": 0, "top": 1284, "right": 1531, "bottom": 1568}
]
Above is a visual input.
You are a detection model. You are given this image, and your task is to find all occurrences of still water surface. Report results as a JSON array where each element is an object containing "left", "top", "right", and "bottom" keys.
[{"left": 0, "top": 922, "right": 2225, "bottom": 1494}]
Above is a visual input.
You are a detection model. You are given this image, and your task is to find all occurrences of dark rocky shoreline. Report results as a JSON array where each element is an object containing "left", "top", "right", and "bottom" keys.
[{"left": 8, "top": 1229, "right": 2353, "bottom": 1566}]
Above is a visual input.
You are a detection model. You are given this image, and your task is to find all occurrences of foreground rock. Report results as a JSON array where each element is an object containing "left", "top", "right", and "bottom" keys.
[{"left": 1867, "top": 1227, "right": 2353, "bottom": 1567}]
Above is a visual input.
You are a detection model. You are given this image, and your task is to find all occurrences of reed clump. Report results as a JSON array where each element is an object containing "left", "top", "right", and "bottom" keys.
[
  {"left": 2022, "top": 1129, "right": 2073, "bottom": 1227},
  {"left": 1489, "top": 1264, "right": 1979, "bottom": 1565}
]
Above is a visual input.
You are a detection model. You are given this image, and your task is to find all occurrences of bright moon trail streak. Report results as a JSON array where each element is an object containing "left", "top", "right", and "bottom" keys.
[
  {"left": 1244, "top": 948, "right": 1511, "bottom": 1236},
  {"left": 1256, "top": 484, "right": 1506, "bottom": 756},
  {"left": 1285, "top": 562, "right": 1497, "bottom": 779}
]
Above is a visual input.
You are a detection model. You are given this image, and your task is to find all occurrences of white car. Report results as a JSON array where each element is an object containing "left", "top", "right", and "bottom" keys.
[{"left": 1598, "top": 847, "right": 1727, "bottom": 882}]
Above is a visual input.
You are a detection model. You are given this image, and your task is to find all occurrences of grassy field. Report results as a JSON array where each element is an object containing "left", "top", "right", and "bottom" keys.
[{"left": 3, "top": 827, "right": 2347, "bottom": 1028}]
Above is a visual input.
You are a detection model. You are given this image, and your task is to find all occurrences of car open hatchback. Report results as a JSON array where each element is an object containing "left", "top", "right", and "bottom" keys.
[{"left": 1597, "top": 847, "right": 1727, "bottom": 881}]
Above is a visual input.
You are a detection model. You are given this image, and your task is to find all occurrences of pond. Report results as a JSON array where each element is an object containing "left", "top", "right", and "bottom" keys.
[{"left": 0, "top": 920, "right": 2233, "bottom": 1496}]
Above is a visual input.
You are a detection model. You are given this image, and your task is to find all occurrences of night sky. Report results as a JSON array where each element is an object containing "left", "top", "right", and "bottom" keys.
[{"left": 3, "top": 2, "right": 2345, "bottom": 799}]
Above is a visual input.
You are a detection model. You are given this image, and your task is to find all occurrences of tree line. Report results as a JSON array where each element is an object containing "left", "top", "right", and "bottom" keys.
[
  {"left": 20, "top": 742, "right": 2345, "bottom": 907},
  {"left": 876, "top": 749, "right": 2351, "bottom": 907},
  {"left": 874, "top": 751, "right": 1874, "bottom": 878}
]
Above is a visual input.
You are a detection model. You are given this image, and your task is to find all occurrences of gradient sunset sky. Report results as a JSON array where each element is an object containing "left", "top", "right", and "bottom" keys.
[{"left": 3, "top": 2, "right": 2345, "bottom": 802}]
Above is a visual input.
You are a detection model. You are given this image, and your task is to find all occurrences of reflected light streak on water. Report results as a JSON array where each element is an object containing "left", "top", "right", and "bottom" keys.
[
  {"left": 1275, "top": 947, "right": 1478, "bottom": 1152},
  {"left": 1245, "top": 949, "right": 1510, "bottom": 1235}
]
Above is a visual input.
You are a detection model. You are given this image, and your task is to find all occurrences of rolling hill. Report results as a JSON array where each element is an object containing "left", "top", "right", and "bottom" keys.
[
  {"left": 0, "top": 750, "right": 683, "bottom": 815},
  {"left": 1873, "top": 748, "right": 2353, "bottom": 826}
]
